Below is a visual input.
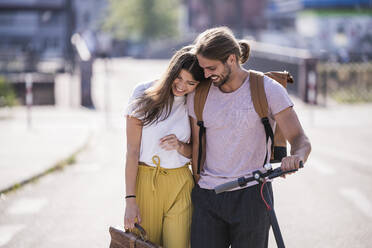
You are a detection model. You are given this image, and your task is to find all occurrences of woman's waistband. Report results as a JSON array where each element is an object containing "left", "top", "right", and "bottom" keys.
[{"left": 138, "top": 161, "right": 190, "bottom": 171}]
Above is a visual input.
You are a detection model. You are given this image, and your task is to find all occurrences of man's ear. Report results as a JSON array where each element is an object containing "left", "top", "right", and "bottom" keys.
[{"left": 227, "top": 54, "right": 237, "bottom": 66}]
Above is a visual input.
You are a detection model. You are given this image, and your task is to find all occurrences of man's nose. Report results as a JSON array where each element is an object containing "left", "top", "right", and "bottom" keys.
[{"left": 204, "top": 70, "right": 211, "bottom": 78}]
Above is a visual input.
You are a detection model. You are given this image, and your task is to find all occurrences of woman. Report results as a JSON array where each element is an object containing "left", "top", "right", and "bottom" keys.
[{"left": 124, "top": 46, "right": 206, "bottom": 248}]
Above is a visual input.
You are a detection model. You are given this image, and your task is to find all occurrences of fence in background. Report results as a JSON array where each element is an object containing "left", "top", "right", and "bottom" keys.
[{"left": 317, "top": 62, "right": 372, "bottom": 105}]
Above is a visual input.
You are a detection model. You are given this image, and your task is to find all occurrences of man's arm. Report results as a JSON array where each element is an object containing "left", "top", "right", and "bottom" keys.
[
  {"left": 274, "top": 107, "right": 311, "bottom": 172},
  {"left": 190, "top": 116, "right": 206, "bottom": 183}
]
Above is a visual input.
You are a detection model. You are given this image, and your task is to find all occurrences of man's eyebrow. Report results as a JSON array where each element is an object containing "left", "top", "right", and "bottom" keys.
[{"left": 204, "top": 66, "right": 215, "bottom": 69}]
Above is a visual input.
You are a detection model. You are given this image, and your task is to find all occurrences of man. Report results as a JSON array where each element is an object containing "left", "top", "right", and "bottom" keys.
[{"left": 187, "top": 27, "right": 311, "bottom": 248}]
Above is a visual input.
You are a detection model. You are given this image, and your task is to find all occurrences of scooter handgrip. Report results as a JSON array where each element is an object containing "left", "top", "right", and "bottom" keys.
[{"left": 214, "top": 180, "right": 240, "bottom": 194}]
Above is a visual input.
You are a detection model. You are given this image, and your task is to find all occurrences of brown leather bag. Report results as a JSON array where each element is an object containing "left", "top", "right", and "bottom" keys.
[{"left": 109, "top": 224, "right": 162, "bottom": 248}]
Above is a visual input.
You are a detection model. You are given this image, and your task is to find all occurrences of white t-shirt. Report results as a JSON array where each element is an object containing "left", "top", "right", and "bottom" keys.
[{"left": 126, "top": 81, "right": 191, "bottom": 169}]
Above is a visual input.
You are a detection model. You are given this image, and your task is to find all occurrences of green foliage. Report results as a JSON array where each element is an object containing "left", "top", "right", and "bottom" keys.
[
  {"left": 0, "top": 76, "right": 17, "bottom": 107},
  {"left": 103, "top": 0, "right": 180, "bottom": 41},
  {"left": 331, "top": 87, "right": 372, "bottom": 103},
  {"left": 301, "top": 9, "right": 372, "bottom": 17}
]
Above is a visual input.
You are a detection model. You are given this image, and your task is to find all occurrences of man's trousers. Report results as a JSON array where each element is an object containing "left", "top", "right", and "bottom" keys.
[{"left": 191, "top": 183, "right": 273, "bottom": 248}]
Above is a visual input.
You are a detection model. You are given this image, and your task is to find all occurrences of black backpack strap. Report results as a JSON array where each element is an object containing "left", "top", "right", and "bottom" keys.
[
  {"left": 261, "top": 117, "right": 275, "bottom": 167},
  {"left": 196, "top": 121, "right": 206, "bottom": 174}
]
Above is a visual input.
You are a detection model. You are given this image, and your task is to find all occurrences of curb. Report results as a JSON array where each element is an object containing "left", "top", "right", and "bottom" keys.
[{"left": 0, "top": 132, "right": 93, "bottom": 196}]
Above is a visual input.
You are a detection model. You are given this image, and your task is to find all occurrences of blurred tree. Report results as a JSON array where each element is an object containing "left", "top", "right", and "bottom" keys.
[
  {"left": 0, "top": 76, "right": 17, "bottom": 107},
  {"left": 103, "top": 0, "right": 180, "bottom": 41}
]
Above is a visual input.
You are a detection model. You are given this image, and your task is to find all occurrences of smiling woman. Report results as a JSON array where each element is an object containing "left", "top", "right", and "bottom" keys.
[
  {"left": 172, "top": 69, "right": 199, "bottom": 97},
  {"left": 123, "top": 46, "right": 206, "bottom": 248},
  {"left": 130, "top": 46, "right": 205, "bottom": 126}
]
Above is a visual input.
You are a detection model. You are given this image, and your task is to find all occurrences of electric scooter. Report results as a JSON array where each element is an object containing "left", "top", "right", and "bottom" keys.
[{"left": 214, "top": 161, "right": 304, "bottom": 248}]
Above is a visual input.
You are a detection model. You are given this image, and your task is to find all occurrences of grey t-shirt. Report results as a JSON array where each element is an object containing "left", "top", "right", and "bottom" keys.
[{"left": 187, "top": 73, "right": 294, "bottom": 190}]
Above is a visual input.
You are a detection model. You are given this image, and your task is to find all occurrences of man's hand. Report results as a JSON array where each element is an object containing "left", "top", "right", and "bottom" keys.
[
  {"left": 280, "top": 155, "right": 301, "bottom": 178},
  {"left": 193, "top": 173, "right": 200, "bottom": 184}
]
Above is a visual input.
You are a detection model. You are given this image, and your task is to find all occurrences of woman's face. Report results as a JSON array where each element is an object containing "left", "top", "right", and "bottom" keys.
[{"left": 172, "top": 69, "right": 200, "bottom": 97}]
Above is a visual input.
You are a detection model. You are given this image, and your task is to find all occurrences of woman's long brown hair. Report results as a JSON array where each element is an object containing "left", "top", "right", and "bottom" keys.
[{"left": 133, "top": 46, "right": 205, "bottom": 126}]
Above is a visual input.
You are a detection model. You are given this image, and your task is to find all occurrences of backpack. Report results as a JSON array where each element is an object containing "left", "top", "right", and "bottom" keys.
[{"left": 193, "top": 70, "right": 294, "bottom": 174}]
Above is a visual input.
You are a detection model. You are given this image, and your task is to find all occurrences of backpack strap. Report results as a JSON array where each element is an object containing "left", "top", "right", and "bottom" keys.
[
  {"left": 193, "top": 81, "right": 212, "bottom": 174},
  {"left": 249, "top": 70, "right": 274, "bottom": 167},
  {"left": 250, "top": 70, "right": 268, "bottom": 117},
  {"left": 264, "top": 71, "right": 293, "bottom": 162}
]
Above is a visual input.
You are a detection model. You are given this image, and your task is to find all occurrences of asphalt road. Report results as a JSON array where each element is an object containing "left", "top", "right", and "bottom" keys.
[{"left": 1, "top": 58, "right": 371, "bottom": 248}]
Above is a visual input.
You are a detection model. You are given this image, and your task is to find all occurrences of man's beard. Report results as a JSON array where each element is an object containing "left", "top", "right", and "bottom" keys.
[{"left": 212, "top": 63, "right": 231, "bottom": 88}]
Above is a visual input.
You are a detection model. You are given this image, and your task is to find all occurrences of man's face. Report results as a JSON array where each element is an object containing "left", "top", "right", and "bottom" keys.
[{"left": 196, "top": 54, "right": 232, "bottom": 88}]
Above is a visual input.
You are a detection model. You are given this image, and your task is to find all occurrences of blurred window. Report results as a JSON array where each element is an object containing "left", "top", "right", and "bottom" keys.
[
  {"left": 39, "top": 11, "right": 60, "bottom": 26},
  {"left": 0, "top": 13, "right": 15, "bottom": 26}
]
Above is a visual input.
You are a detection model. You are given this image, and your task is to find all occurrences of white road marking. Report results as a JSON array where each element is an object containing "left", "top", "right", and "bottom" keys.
[
  {"left": 340, "top": 188, "right": 372, "bottom": 218},
  {"left": 307, "top": 157, "right": 335, "bottom": 175},
  {"left": 0, "top": 224, "right": 26, "bottom": 246},
  {"left": 6, "top": 198, "right": 48, "bottom": 215}
]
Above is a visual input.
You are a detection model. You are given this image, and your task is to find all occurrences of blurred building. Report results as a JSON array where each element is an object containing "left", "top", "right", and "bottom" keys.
[
  {"left": 265, "top": 0, "right": 372, "bottom": 62},
  {"left": 0, "top": 0, "right": 108, "bottom": 74},
  {"left": 0, "top": 0, "right": 108, "bottom": 105},
  {"left": 0, "top": 0, "right": 75, "bottom": 73},
  {"left": 185, "top": 0, "right": 268, "bottom": 37},
  {"left": 73, "top": 0, "right": 107, "bottom": 33}
]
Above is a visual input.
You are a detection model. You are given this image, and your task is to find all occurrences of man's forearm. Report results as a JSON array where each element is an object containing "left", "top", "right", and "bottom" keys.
[{"left": 290, "top": 134, "right": 311, "bottom": 163}]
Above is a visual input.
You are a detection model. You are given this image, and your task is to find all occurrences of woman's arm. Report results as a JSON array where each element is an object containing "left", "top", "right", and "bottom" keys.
[
  {"left": 159, "top": 134, "right": 192, "bottom": 158},
  {"left": 124, "top": 116, "right": 142, "bottom": 230},
  {"left": 177, "top": 139, "right": 192, "bottom": 158}
]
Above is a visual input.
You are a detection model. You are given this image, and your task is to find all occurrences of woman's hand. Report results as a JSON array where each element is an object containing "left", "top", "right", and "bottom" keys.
[
  {"left": 124, "top": 198, "right": 141, "bottom": 230},
  {"left": 159, "top": 134, "right": 181, "bottom": 151}
]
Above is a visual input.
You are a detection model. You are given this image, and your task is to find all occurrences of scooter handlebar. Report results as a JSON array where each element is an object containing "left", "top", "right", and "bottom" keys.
[
  {"left": 214, "top": 161, "right": 304, "bottom": 194},
  {"left": 214, "top": 180, "right": 240, "bottom": 194}
]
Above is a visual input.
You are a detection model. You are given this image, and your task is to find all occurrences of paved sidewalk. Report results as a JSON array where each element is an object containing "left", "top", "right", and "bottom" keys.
[{"left": 0, "top": 106, "right": 104, "bottom": 193}]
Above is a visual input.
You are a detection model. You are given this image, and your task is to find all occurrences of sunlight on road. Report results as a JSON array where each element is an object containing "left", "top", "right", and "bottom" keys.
[
  {"left": 6, "top": 198, "right": 48, "bottom": 215},
  {"left": 340, "top": 188, "right": 372, "bottom": 219},
  {"left": 0, "top": 224, "right": 26, "bottom": 246}
]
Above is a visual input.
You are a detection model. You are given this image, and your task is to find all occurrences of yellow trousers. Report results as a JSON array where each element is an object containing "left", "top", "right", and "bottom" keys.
[{"left": 136, "top": 162, "right": 194, "bottom": 248}]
